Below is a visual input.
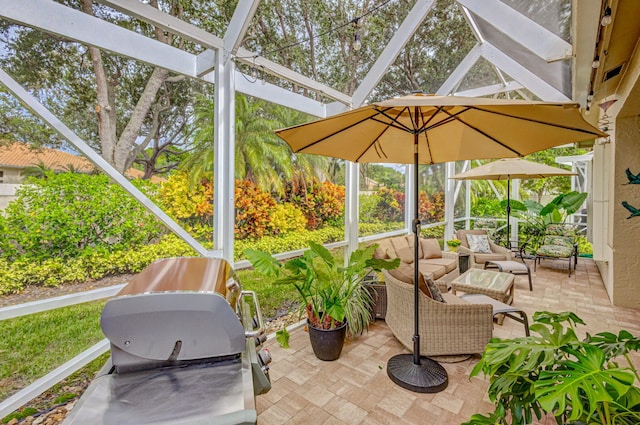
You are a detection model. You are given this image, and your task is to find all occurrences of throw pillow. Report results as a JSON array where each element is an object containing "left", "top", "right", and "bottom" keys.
[
  {"left": 391, "top": 236, "right": 414, "bottom": 264},
  {"left": 417, "top": 274, "right": 432, "bottom": 298},
  {"left": 466, "top": 234, "right": 492, "bottom": 253},
  {"left": 420, "top": 238, "right": 442, "bottom": 259},
  {"left": 388, "top": 266, "right": 414, "bottom": 284},
  {"left": 425, "top": 278, "right": 445, "bottom": 303},
  {"left": 373, "top": 246, "right": 390, "bottom": 259}
]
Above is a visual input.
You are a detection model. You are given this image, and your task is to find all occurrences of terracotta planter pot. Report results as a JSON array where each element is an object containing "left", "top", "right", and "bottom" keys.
[{"left": 307, "top": 319, "right": 347, "bottom": 361}]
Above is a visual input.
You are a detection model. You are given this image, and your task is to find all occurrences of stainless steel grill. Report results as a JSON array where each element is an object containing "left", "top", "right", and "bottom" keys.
[{"left": 63, "top": 257, "right": 271, "bottom": 425}]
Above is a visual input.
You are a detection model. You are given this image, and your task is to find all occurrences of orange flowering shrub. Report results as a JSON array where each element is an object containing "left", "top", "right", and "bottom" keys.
[
  {"left": 235, "top": 179, "right": 276, "bottom": 239},
  {"left": 285, "top": 178, "right": 345, "bottom": 230}
]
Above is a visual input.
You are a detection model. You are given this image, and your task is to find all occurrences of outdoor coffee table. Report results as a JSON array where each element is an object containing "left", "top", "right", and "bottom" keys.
[
  {"left": 484, "top": 260, "right": 533, "bottom": 291},
  {"left": 451, "top": 268, "right": 515, "bottom": 306},
  {"left": 451, "top": 269, "right": 516, "bottom": 326}
]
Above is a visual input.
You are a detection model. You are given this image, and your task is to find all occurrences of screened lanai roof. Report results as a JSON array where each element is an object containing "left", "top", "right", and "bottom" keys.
[{"left": 0, "top": 0, "right": 606, "bottom": 113}]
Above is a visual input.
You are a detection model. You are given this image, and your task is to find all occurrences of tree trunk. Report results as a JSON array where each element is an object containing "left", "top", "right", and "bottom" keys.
[{"left": 81, "top": 0, "right": 172, "bottom": 174}]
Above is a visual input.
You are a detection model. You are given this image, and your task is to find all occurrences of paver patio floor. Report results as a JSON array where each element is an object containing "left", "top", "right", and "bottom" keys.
[{"left": 257, "top": 258, "right": 640, "bottom": 424}]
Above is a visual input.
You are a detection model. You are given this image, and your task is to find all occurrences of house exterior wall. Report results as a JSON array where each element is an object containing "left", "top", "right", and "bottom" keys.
[
  {"left": 0, "top": 166, "right": 22, "bottom": 184},
  {"left": 597, "top": 45, "right": 640, "bottom": 309}
]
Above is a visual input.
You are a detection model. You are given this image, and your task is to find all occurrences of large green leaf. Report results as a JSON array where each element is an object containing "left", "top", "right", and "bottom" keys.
[
  {"left": 535, "top": 345, "right": 636, "bottom": 422},
  {"left": 586, "top": 330, "right": 640, "bottom": 359},
  {"left": 559, "top": 192, "right": 588, "bottom": 215},
  {"left": 244, "top": 249, "right": 281, "bottom": 277}
]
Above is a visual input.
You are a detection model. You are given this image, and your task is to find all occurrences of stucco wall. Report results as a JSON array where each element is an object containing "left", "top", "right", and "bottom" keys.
[
  {"left": 611, "top": 115, "right": 640, "bottom": 309},
  {"left": 0, "top": 167, "right": 22, "bottom": 184}
]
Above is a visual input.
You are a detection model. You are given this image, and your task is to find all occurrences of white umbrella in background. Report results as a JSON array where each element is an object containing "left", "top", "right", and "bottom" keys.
[{"left": 451, "top": 158, "right": 578, "bottom": 241}]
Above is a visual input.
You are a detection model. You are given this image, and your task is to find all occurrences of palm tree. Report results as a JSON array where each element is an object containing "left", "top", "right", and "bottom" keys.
[
  {"left": 21, "top": 161, "right": 51, "bottom": 179},
  {"left": 184, "top": 93, "right": 329, "bottom": 195}
]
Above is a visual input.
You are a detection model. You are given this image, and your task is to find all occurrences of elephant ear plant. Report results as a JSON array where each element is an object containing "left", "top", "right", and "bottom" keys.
[
  {"left": 463, "top": 311, "right": 640, "bottom": 425},
  {"left": 245, "top": 242, "right": 399, "bottom": 347}
]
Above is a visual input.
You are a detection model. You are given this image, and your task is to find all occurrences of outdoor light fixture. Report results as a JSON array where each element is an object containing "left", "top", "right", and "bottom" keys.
[
  {"left": 601, "top": 6, "right": 612, "bottom": 26},
  {"left": 587, "top": 90, "right": 594, "bottom": 101},
  {"left": 354, "top": 32, "right": 362, "bottom": 51},
  {"left": 592, "top": 55, "right": 601, "bottom": 68}
]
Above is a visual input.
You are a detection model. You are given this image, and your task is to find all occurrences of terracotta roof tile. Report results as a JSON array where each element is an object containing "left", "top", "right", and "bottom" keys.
[
  {"left": 0, "top": 142, "right": 95, "bottom": 172},
  {"left": 0, "top": 142, "right": 166, "bottom": 183}
]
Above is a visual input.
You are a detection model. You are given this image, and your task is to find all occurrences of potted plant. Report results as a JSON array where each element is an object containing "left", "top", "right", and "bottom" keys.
[
  {"left": 463, "top": 311, "right": 640, "bottom": 425},
  {"left": 447, "top": 238, "right": 462, "bottom": 252},
  {"left": 245, "top": 242, "right": 399, "bottom": 361}
]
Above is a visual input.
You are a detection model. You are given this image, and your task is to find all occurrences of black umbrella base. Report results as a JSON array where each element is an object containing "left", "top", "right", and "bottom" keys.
[{"left": 387, "top": 354, "right": 448, "bottom": 393}]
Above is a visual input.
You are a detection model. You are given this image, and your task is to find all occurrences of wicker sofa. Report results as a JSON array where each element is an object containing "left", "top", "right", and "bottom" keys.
[
  {"left": 372, "top": 235, "right": 459, "bottom": 290},
  {"left": 382, "top": 270, "right": 494, "bottom": 357}
]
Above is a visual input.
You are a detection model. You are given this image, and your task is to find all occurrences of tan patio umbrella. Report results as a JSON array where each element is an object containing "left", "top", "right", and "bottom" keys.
[
  {"left": 275, "top": 93, "right": 607, "bottom": 394},
  {"left": 451, "top": 158, "right": 578, "bottom": 241}
]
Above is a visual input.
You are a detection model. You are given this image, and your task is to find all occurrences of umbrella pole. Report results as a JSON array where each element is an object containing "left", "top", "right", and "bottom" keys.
[
  {"left": 507, "top": 178, "right": 511, "bottom": 247},
  {"left": 386, "top": 130, "right": 447, "bottom": 393}
]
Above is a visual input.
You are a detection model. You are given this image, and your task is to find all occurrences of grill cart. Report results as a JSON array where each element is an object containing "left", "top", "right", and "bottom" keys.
[{"left": 63, "top": 257, "right": 271, "bottom": 425}]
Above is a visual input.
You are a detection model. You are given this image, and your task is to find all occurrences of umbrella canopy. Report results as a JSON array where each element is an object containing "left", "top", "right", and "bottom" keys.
[
  {"left": 274, "top": 93, "right": 606, "bottom": 394},
  {"left": 451, "top": 158, "right": 578, "bottom": 180},
  {"left": 451, "top": 158, "right": 578, "bottom": 242},
  {"left": 276, "top": 93, "right": 608, "bottom": 164}
]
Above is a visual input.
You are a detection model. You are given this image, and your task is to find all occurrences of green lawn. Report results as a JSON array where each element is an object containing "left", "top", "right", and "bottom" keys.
[{"left": 0, "top": 302, "right": 106, "bottom": 401}]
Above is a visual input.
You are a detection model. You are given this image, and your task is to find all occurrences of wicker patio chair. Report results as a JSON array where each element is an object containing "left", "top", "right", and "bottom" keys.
[
  {"left": 382, "top": 270, "right": 494, "bottom": 357},
  {"left": 455, "top": 229, "right": 513, "bottom": 269}
]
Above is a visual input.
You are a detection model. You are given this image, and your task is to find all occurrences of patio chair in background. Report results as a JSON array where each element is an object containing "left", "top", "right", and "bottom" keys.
[
  {"left": 455, "top": 229, "right": 512, "bottom": 269},
  {"left": 534, "top": 224, "right": 578, "bottom": 276}
]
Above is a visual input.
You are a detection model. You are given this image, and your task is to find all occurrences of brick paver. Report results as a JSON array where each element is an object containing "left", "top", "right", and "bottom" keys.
[{"left": 258, "top": 259, "right": 640, "bottom": 424}]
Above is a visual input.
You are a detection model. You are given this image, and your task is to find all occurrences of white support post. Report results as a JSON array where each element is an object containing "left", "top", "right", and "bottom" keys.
[
  {"left": 0, "top": 68, "right": 209, "bottom": 257},
  {"left": 345, "top": 162, "right": 360, "bottom": 262},
  {"left": 405, "top": 164, "right": 415, "bottom": 235},
  {"left": 465, "top": 178, "right": 472, "bottom": 230},
  {"left": 511, "top": 179, "right": 520, "bottom": 242},
  {"left": 214, "top": 51, "right": 236, "bottom": 263},
  {"left": 445, "top": 162, "right": 456, "bottom": 241}
]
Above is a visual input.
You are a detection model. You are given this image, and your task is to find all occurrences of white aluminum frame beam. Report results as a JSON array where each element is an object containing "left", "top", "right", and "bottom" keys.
[
  {"left": 455, "top": 80, "right": 524, "bottom": 97},
  {"left": 224, "top": 0, "right": 261, "bottom": 55},
  {"left": 459, "top": 0, "right": 572, "bottom": 62},
  {"left": 0, "top": 68, "right": 210, "bottom": 257},
  {"left": 235, "top": 71, "right": 326, "bottom": 117},
  {"left": 0, "top": 339, "right": 109, "bottom": 420},
  {"left": 352, "top": 0, "right": 437, "bottom": 107},
  {"left": 0, "top": 285, "right": 124, "bottom": 321},
  {"left": 437, "top": 43, "right": 482, "bottom": 95},
  {"left": 480, "top": 43, "right": 571, "bottom": 101},
  {"left": 571, "top": 0, "right": 601, "bottom": 106},
  {"left": 99, "top": 0, "right": 351, "bottom": 105},
  {"left": 0, "top": 0, "right": 197, "bottom": 77}
]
